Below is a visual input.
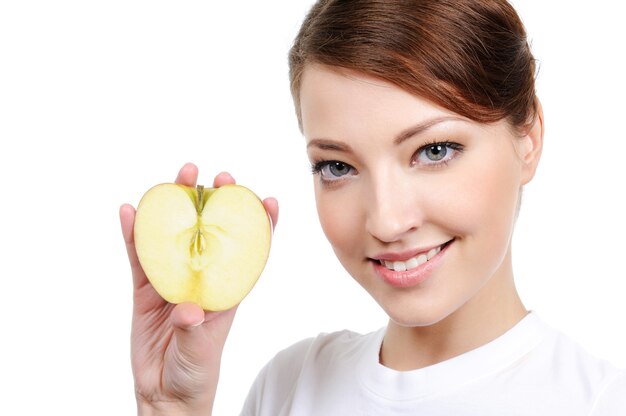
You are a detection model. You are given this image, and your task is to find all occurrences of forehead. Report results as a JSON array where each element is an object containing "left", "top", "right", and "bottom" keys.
[{"left": 299, "top": 64, "right": 459, "bottom": 141}]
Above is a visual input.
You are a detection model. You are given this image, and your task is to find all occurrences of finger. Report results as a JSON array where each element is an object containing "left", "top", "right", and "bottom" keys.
[
  {"left": 119, "top": 203, "right": 149, "bottom": 289},
  {"left": 263, "top": 197, "right": 279, "bottom": 230},
  {"left": 171, "top": 303, "right": 238, "bottom": 330},
  {"left": 213, "top": 171, "right": 236, "bottom": 188},
  {"left": 175, "top": 163, "right": 199, "bottom": 186},
  {"left": 171, "top": 302, "right": 206, "bottom": 328},
  {"left": 170, "top": 303, "right": 237, "bottom": 358}
]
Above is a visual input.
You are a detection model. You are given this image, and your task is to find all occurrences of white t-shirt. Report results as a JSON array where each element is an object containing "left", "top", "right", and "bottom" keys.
[{"left": 241, "top": 313, "right": 626, "bottom": 415}]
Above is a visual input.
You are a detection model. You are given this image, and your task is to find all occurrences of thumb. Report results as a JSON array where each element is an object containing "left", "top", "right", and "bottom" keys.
[
  {"left": 163, "top": 303, "right": 236, "bottom": 405},
  {"left": 170, "top": 303, "right": 236, "bottom": 362},
  {"left": 171, "top": 302, "right": 206, "bottom": 329}
]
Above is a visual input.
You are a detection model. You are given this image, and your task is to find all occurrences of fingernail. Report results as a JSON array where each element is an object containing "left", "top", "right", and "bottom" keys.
[{"left": 191, "top": 319, "right": 204, "bottom": 327}]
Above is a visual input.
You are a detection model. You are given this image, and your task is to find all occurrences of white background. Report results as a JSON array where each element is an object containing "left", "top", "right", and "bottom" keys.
[{"left": 0, "top": 1, "right": 624, "bottom": 414}]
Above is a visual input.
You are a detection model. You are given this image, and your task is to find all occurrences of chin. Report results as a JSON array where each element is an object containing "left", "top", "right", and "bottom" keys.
[{"left": 377, "top": 294, "right": 460, "bottom": 328}]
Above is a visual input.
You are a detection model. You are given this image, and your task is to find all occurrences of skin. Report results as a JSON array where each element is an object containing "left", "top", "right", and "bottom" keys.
[
  {"left": 120, "top": 63, "right": 542, "bottom": 412},
  {"left": 301, "top": 64, "right": 544, "bottom": 370},
  {"left": 120, "top": 163, "right": 278, "bottom": 416}
]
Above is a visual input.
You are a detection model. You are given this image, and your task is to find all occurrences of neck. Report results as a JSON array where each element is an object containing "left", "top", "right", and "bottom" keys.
[{"left": 380, "top": 249, "right": 527, "bottom": 371}]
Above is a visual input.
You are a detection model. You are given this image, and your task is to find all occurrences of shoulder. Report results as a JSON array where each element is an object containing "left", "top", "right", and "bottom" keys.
[
  {"left": 533, "top": 315, "right": 621, "bottom": 379},
  {"left": 263, "top": 327, "right": 381, "bottom": 383},
  {"left": 527, "top": 314, "right": 626, "bottom": 412},
  {"left": 590, "top": 370, "right": 626, "bottom": 415},
  {"left": 241, "top": 328, "right": 383, "bottom": 415}
]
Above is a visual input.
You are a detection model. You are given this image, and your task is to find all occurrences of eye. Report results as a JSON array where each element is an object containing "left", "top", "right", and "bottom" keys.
[
  {"left": 413, "top": 142, "right": 463, "bottom": 167},
  {"left": 311, "top": 160, "right": 356, "bottom": 181}
]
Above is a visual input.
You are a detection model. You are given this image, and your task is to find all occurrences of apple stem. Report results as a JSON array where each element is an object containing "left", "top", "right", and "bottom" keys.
[{"left": 196, "top": 185, "right": 205, "bottom": 213}]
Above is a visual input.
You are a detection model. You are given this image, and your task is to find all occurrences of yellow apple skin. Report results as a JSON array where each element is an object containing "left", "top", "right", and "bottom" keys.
[{"left": 133, "top": 183, "right": 271, "bottom": 311}]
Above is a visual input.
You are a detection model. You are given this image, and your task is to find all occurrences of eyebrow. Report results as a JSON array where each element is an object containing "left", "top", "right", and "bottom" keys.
[
  {"left": 306, "top": 116, "right": 465, "bottom": 152},
  {"left": 394, "top": 116, "right": 464, "bottom": 145},
  {"left": 306, "top": 138, "right": 353, "bottom": 152}
]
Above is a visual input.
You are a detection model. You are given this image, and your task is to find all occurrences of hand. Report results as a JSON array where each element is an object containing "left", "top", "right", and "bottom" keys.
[{"left": 119, "top": 163, "right": 279, "bottom": 415}]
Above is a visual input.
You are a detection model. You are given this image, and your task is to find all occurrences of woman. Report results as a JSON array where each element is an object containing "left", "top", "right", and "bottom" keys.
[{"left": 120, "top": 0, "right": 626, "bottom": 414}]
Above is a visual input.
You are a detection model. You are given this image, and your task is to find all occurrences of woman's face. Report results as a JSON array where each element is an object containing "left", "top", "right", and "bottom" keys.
[{"left": 300, "top": 64, "right": 542, "bottom": 327}]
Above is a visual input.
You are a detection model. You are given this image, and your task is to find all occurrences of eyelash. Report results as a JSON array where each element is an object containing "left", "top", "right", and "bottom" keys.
[
  {"left": 311, "top": 140, "right": 464, "bottom": 183},
  {"left": 412, "top": 140, "right": 464, "bottom": 168},
  {"left": 310, "top": 160, "right": 353, "bottom": 177}
]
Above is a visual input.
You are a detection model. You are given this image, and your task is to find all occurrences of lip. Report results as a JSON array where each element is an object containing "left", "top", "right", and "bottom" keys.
[
  {"left": 372, "top": 242, "right": 448, "bottom": 262},
  {"left": 371, "top": 239, "right": 454, "bottom": 288}
]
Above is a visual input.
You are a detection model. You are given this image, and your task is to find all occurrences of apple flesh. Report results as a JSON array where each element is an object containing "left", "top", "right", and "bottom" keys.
[{"left": 134, "top": 183, "right": 271, "bottom": 311}]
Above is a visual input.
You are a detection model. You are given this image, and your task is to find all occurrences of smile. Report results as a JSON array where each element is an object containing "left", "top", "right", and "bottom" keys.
[
  {"left": 379, "top": 246, "right": 442, "bottom": 272},
  {"left": 371, "top": 239, "right": 454, "bottom": 288}
]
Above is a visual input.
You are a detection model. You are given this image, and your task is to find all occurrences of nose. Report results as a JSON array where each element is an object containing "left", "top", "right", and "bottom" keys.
[{"left": 365, "top": 171, "right": 423, "bottom": 243}]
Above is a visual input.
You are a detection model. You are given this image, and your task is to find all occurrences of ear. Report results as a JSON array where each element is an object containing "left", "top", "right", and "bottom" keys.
[{"left": 518, "top": 98, "right": 544, "bottom": 185}]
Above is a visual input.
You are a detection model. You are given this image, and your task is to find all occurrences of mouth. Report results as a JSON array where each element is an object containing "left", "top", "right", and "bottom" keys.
[
  {"left": 372, "top": 239, "right": 455, "bottom": 272},
  {"left": 370, "top": 239, "right": 455, "bottom": 288}
]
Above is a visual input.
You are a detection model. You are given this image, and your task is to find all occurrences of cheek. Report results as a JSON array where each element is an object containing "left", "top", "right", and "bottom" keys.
[
  {"left": 314, "top": 182, "right": 364, "bottom": 257},
  {"left": 477, "top": 157, "right": 521, "bottom": 229},
  {"left": 429, "top": 155, "right": 521, "bottom": 245}
]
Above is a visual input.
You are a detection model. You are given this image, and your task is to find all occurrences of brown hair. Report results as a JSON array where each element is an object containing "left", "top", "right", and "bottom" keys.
[{"left": 289, "top": 0, "right": 538, "bottom": 135}]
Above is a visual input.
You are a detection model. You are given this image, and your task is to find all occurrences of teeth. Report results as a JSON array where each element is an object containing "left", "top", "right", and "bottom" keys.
[
  {"left": 405, "top": 257, "right": 418, "bottom": 269},
  {"left": 393, "top": 261, "right": 406, "bottom": 272},
  {"left": 380, "top": 246, "right": 442, "bottom": 272}
]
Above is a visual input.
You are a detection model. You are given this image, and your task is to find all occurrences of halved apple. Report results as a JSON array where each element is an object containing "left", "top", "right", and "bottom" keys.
[{"left": 134, "top": 183, "right": 271, "bottom": 311}]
